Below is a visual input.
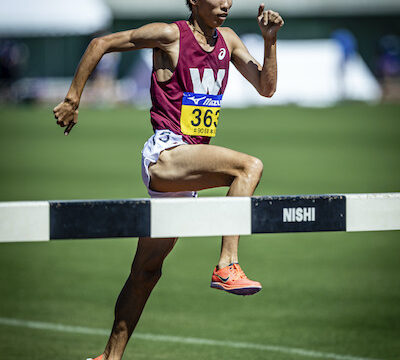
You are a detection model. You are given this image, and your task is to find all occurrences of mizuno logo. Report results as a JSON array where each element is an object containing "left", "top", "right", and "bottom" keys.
[
  {"left": 217, "top": 275, "right": 230, "bottom": 283},
  {"left": 283, "top": 207, "right": 316, "bottom": 223},
  {"left": 203, "top": 98, "right": 221, "bottom": 106},
  {"left": 188, "top": 95, "right": 206, "bottom": 105}
]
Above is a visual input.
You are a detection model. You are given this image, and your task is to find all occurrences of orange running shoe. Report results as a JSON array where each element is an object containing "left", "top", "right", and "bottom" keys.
[
  {"left": 210, "top": 263, "right": 262, "bottom": 296},
  {"left": 86, "top": 356, "right": 103, "bottom": 360}
]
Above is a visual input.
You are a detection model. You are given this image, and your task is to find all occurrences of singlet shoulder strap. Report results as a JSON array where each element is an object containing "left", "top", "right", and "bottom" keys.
[
  {"left": 174, "top": 20, "right": 188, "bottom": 33},
  {"left": 215, "top": 28, "right": 230, "bottom": 59}
]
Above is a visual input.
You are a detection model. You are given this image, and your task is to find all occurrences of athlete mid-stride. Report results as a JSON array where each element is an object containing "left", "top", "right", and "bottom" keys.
[{"left": 53, "top": 1, "right": 283, "bottom": 359}]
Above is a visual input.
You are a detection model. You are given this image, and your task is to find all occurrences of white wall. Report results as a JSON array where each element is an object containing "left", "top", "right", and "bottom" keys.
[{"left": 223, "top": 36, "right": 381, "bottom": 107}]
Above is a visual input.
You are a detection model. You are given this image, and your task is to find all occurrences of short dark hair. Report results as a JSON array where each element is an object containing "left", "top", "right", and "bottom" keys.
[{"left": 186, "top": 0, "right": 192, "bottom": 10}]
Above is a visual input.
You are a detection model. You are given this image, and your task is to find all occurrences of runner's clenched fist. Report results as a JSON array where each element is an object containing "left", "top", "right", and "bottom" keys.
[
  {"left": 257, "top": 3, "right": 284, "bottom": 41},
  {"left": 53, "top": 98, "right": 79, "bottom": 135}
]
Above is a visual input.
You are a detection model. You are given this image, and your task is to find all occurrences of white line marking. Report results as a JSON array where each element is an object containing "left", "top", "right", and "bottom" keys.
[{"left": 0, "top": 317, "right": 382, "bottom": 360}]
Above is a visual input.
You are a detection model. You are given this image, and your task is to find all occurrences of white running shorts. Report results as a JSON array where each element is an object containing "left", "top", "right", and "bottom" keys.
[{"left": 141, "top": 129, "right": 197, "bottom": 198}]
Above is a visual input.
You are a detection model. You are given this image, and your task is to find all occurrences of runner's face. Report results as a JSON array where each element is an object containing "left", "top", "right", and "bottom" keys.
[{"left": 194, "top": 0, "right": 232, "bottom": 27}]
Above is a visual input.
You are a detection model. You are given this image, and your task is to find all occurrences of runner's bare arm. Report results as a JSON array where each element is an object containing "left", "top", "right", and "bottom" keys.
[
  {"left": 53, "top": 23, "right": 178, "bottom": 134},
  {"left": 222, "top": 4, "right": 283, "bottom": 97}
]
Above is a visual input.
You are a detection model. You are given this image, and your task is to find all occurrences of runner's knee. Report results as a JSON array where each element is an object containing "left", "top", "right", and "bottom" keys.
[
  {"left": 131, "top": 252, "right": 165, "bottom": 286},
  {"left": 242, "top": 156, "right": 263, "bottom": 184}
]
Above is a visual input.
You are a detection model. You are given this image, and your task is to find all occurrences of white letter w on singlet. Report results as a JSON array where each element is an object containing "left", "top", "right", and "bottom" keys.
[{"left": 189, "top": 68, "right": 226, "bottom": 95}]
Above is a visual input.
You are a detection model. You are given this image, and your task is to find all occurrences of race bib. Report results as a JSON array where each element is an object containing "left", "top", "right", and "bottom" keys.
[{"left": 180, "top": 92, "right": 222, "bottom": 137}]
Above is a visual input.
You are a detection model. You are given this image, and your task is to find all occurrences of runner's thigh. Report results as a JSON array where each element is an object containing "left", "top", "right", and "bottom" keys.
[{"left": 149, "top": 144, "right": 258, "bottom": 192}]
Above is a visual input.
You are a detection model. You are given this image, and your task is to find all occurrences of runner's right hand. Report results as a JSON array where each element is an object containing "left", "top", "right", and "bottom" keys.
[{"left": 53, "top": 99, "right": 79, "bottom": 136}]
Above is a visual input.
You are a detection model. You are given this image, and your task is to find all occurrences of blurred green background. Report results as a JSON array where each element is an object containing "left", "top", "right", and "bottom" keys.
[{"left": 0, "top": 104, "right": 399, "bottom": 360}]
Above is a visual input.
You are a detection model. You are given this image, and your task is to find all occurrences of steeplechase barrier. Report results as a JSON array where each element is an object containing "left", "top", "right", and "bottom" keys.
[{"left": 0, "top": 193, "right": 399, "bottom": 243}]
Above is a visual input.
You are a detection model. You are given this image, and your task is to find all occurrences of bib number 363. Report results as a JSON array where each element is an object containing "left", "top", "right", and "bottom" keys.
[{"left": 180, "top": 92, "right": 222, "bottom": 137}]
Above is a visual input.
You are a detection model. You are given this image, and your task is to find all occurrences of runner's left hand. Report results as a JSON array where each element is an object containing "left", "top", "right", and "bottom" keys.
[{"left": 257, "top": 4, "right": 284, "bottom": 41}]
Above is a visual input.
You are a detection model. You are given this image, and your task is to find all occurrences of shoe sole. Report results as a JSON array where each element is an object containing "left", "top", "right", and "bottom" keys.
[{"left": 210, "top": 282, "right": 262, "bottom": 296}]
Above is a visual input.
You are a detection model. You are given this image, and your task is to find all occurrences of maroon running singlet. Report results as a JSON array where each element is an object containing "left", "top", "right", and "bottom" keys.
[{"left": 150, "top": 20, "right": 230, "bottom": 145}]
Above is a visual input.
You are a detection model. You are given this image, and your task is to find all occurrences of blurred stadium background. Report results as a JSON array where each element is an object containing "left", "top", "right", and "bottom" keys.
[
  {"left": 1, "top": 0, "right": 400, "bottom": 105},
  {"left": 0, "top": 1, "right": 399, "bottom": 360}
]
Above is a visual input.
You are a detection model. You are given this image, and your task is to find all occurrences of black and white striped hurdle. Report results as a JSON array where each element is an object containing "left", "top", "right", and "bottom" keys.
[{"left": 0, "top": 193, "right": 399, "bottom": 243}]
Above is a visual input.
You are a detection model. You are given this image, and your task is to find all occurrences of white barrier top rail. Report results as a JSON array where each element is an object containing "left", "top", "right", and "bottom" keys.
[{"left": 0, "top": 193, "right": 399, "bottom": 243}]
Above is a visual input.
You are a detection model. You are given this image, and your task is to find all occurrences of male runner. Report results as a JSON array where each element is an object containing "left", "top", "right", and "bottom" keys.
[{"left": 53, "top": 1, "right": 283, "bottom": 359}]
